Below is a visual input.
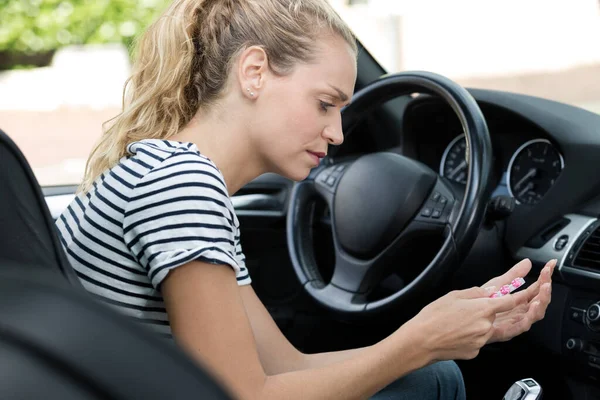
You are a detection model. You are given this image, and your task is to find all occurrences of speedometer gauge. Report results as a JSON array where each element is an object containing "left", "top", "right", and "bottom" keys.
[
  {"left": 440, "top": 134, "right": 468, "bottom": 184},
  {"left": 507, "top": 139, "right": 564, "bottom": 206}
]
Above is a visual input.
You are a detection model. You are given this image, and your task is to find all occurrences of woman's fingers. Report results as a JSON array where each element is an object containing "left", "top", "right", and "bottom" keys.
[
  {"left": 484, "top": 258, "right": 556, "bottom": 301},
  {"left": 483, "top": 258, "right": 533, "bottom": 288}
]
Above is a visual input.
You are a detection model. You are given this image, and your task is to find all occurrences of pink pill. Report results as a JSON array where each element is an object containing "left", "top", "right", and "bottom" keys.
[{"left": 489, "top": 277, "right": 526, "bottom": 298}]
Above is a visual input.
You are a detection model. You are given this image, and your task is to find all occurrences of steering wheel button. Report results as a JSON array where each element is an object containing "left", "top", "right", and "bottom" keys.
[
  {"left": 432, "top": 209, "right": 442, "bottom": 218},
  {"left": 335, "top": 165, "right": 345, "bottom": 172},
  {"left": 326, "top": 176, "right": 336, "bottom": 186},
  {"left": 439, "top": 196, "right": 447, "bottom": 204},
  {"left": 421, "top": 207, "right": 432, "bottom": 217},
  {"left": 432, "top": 192, "right": 440, "bottom": 201}
]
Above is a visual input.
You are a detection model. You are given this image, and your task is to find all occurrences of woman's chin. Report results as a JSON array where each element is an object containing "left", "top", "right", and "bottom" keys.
[{"left": 282, "top": 167, "right": 312, "bottom": 182}]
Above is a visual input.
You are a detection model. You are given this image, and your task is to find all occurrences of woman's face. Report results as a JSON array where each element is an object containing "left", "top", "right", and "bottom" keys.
[{"left": 251, "top": 34, "right": 357, "bottom": 181}]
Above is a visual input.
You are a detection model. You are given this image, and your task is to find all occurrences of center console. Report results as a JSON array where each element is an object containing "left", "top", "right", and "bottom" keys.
[
  {"left": 517, "top": 214, "right": 600, "bottom": 381},
  {"left": 563, "top": 294, "right": 600, "bottom": 372}
]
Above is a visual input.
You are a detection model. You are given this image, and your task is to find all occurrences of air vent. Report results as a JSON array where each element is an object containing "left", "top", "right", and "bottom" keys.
[{"left": 573, "top": 225, "right": 600, "bottom": 271}]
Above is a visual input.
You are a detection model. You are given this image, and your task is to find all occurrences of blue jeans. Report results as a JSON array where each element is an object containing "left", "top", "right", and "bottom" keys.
[{"left": 371, "top": 361, "right": 466, "bottom": 400}]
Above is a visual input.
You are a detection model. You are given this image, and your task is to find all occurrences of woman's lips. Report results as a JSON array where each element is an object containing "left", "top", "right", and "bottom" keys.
[{"left": 307, "top": 151, "right": 326, "bottom": 165}]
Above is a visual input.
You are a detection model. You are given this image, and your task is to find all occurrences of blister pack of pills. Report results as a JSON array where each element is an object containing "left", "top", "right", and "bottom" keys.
[{"left": 489, "top": 277, "right": 525, "bottom": 298}]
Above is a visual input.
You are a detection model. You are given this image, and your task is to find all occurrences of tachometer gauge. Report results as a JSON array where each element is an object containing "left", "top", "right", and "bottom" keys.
[
  {"left": 507, "top": 139, "right": 564, "bottom": 205},
  {"left": 440, "top": 134, "right": 468, "bottom": 184}
]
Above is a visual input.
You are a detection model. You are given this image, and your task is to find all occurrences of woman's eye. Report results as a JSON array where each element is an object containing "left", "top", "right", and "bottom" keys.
[{"left": 319, "top": 101, "right": 334, "bottom": 112}]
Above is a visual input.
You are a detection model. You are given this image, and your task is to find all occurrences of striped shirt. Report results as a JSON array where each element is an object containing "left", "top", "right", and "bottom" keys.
[{"left": 55, "top": 139, "right": 251, "bottom": 337}]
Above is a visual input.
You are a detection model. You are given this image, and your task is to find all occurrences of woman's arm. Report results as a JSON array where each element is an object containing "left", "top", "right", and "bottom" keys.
[
  {"left": 162, "top": 261, "right": 431, "bottom": 400},
  {"left": 239, "top": 284, "right": 369, "bottom": 373}
]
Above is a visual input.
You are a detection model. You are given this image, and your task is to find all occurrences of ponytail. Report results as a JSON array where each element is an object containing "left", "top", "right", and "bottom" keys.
[{"left": 80, "top": 0, "right": 201, "bottom": 192}]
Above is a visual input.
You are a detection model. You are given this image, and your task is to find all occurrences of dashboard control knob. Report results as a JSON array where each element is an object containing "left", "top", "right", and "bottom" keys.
[
  {"left": 566, "top": 337, "right": 584, "bottom": 351},
  {"left": 586, "top": 303, "right": 600, "bottom": 332}
]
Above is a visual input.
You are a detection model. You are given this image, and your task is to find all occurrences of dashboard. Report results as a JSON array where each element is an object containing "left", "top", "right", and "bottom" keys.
[
  {"left": 402, "top": 96, "right": 567, "bottom": 207},
  {"left": 401, "top": 91, "right": 600, "bottom": 257},
  {"left": 400, "top": 91, "right": 600, "bottom": 382}
]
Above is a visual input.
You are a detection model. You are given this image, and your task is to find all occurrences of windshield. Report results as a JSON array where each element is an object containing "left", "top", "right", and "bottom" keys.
[
  {"left": 331, "top": 0, "right": 600, "bottom": 114},
  {"left": 1, "top": 0, "right": 599, "bottom": 187}
]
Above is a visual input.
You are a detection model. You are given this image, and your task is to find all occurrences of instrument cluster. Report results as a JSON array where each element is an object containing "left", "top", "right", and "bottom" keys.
[{"left": 439, "top": 134, "right": 564, "bottom": 206}]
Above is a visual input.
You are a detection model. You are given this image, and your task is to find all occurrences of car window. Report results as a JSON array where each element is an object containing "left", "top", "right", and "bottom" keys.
[
  {"left": 0, "top": 0, "right": 170, "bottom": 187},
  {"left": 331, "top": 0, "right": 600, "bottom": 114},
  {"left": 2, "top": 0, "right": 599, "bottom": 187}
]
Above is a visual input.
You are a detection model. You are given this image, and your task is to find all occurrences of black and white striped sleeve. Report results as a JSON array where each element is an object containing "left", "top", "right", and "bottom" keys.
[{"left": 122, "top": 155, "right": 250, "bottom": 289}]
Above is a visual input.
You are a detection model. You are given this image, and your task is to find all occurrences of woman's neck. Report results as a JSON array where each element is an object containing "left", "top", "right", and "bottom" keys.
[{"left": 172, "top": 106, "right": 265, "bottom": 196}]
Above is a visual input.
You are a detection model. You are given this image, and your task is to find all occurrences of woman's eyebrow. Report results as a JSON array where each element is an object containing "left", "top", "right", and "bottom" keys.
[{"left": 328, "top": 84, "right": 349, "bottom": 102}]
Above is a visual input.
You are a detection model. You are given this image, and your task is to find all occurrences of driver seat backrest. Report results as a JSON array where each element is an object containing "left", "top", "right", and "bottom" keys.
[
  {"left": 0, "top": 265, "right": 233, "bottom": 399},
  {"left": 0, "top": 128, "right": 82, "bottom": 288}
]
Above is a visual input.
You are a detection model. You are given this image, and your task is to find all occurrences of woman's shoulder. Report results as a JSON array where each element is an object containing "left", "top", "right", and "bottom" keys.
[
  {"left": 127, "top": 139, "right": 203, "bottom": 162},
  {"left": 121, "top": 139, "right": 231, "bottom": 210},
  {"left": 124, "top": 139, "right": 226, "bottom": 187}
]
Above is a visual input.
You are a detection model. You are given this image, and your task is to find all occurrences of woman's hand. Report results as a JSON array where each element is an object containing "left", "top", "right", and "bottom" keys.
[
  {"left": 407, "top": 285, "right": 517, "bottom": 363},
  {"left": 482, "top": 258, "right": 556, "bottom": 344}
]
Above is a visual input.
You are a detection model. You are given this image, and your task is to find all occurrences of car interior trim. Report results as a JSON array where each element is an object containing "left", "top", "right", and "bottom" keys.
[{"left": 515, "top": 214, "right": 597, "bottom": 278}]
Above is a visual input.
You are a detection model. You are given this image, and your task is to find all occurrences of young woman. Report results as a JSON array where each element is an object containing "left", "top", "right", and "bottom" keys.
[{"left": 55, "top": 0, "right": 555, "bottom": 399}]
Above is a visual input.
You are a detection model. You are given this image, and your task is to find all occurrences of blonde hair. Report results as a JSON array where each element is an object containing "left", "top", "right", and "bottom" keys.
[{"left": 79, "top": 0, "right": 357, "bottom": 192}]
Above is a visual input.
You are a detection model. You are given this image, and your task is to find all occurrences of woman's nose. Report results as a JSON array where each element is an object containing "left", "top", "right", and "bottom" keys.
[{"left": 323, "top": 121, "right": 344, "bottom": 146}]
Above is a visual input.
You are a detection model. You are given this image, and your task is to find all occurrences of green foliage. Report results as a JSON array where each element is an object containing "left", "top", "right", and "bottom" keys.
[{"left": 0, "top": 0, "right": 171, "bottom": 54}]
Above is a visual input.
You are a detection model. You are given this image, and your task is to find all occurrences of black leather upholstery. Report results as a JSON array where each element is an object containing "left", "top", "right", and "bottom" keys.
[
  {"left": 0, "top": 266, "right": 233, "bottom": 399},
  {"left": 0, "top": 128, "right": 82, "bottom": 287}
]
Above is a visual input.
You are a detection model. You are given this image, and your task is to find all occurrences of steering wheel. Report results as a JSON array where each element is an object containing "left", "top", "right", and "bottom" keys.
[{"left": 286, "top": 71, "right": 494, "bottom": 317}]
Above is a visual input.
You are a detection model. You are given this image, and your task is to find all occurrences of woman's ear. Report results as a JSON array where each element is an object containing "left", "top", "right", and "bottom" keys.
[{"left": 237, "top": 45, "right": 269, "bottom": 99}]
